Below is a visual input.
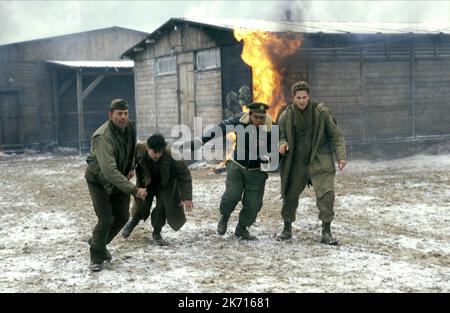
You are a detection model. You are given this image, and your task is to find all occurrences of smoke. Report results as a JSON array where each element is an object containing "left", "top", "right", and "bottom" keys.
[
  {"left": 0, "top": 1, "right": 82, "bottom": 45},
  {"left": 0, "top": 1, "right": 448, "bottom": 45},
  {"left": 276, "top": 0, "right": 311, "bottom": 22},
  {"left": 0, "top": 2, "right": 16, "bottom": 44}
]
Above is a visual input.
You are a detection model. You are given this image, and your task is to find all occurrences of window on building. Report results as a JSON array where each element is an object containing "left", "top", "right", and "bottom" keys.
[
  {"left": 156, "top": 56, "right": 176, "bottom": 75},
  {"left": 196, "top": 48, "right": 221, "bottom": 71}
]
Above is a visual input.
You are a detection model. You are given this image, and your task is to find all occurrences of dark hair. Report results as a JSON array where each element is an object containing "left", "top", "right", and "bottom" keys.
[
  {"left": 291, "top": 81, "right": 310, "bottom": 96},
  {"left": 147, "top": 133, "right": 166, "bottom": 152}
]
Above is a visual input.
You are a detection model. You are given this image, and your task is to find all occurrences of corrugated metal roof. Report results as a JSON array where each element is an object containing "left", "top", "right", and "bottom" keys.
[
  {"left": 122, "top": 17, "right": 450, "bottom": 58},
  {"left": 46, "top": 60, "right": 134, "bottom": 68},
  {"left": 181, "top": 17, "right": 450, "bottom": 34}
]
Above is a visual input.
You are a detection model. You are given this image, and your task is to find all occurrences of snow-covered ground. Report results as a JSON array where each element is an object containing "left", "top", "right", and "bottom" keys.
[{"left": 0, "top": 152, "right": 449, "bottom": 292}]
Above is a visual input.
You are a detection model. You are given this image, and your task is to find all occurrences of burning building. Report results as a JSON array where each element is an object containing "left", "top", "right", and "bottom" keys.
[{"left": 123, "top": 17, "right": 450, "bottom": 158}]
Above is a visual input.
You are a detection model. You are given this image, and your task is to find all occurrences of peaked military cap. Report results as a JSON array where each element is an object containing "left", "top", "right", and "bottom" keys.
[
  {"left": 247, "top": 102, "right": 269, "bottom": 114},
  {"left": 110, "top": 98, "right": 129, "bottom": 112}
]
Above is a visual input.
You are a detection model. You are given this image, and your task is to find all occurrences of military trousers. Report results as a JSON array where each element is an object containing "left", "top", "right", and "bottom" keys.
[
  {"left": 220, "top": 161, "right": 268, "bottom": 227},
  {"left": 281, "top": 160, "right": 335, "bottom": 223},
  {"left": 86, "top": 180, "right": 130, "bottom": 264}
]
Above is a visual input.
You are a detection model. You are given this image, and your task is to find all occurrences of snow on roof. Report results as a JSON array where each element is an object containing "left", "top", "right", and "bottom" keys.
[
  {"left": 180, "top": 17, "right": 450, "bottom": 34},
  {"left": 122, "top": 17, "right": 450, "bottom": 58},
  {"left": 46, "top": 60, "right": 134, "bottom": 68}
]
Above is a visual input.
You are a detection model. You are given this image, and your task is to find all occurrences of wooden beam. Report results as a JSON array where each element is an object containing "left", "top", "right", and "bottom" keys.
[
  {"left": 360, "top": 48, "right": 366, "bottom": 143},
  {"left": 410, "top": 41, "right": 416, "bottom": 138},
  {"left": 76, "top": 71, "right": 84, "bottom": 155},
  {"left": 52, "top": 69, "right": 60, "bottom": 145},
  {"left": 59, "top": 76, "right": 75, "bottom": 96},
  {"left": 82, "top": 75, "right": 105, "bottom": 100},
  {"left": 80, "top": 71, "right": 133, "bottom": 76}
]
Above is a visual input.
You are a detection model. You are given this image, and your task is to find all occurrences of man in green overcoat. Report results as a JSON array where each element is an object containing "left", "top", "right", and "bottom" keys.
[
  {"left": 120, "top": 133, "right": 193, "bottom": 245},
  {"left": 85, "top": 99, "right": 148, "bottom": 272},
  {"left": 278, "top": 81, "right": 346, "bottom": 244}
]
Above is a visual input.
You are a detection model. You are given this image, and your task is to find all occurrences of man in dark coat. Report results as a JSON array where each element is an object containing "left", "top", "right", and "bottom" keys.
[
  {"left": 277, "top": 81, "right": 346, "bottom": 244},
  {"left": 192, "top": 102, "right": 274, "bottom": 240},
  {"left": 85, "top": 99, "right": 147, "bottom": 272},
  {"left": 120, "top": 133, "right": 193, "bottom": 245}
]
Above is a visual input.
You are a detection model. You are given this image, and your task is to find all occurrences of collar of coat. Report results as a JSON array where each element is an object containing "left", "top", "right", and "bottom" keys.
[
  {"left": 239, "top": 112, "right": 273, "bottom": 131},
  {"left": 286, "top": 101, "right": 326, "bottom": 114}
]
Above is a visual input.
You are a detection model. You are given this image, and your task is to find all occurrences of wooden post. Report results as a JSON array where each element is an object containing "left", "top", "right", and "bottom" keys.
[
  {"left": 76, "top": 71, "right": 84, "bottom": 155},
  {"left": 410, "top": 40, "right": 415, "bottom": 138},
  {"left": 360, "top": 47, "right": 365, "bottom": 143},
  {"left": 52, "top": 69, "right": 59, "bottom": 145}
]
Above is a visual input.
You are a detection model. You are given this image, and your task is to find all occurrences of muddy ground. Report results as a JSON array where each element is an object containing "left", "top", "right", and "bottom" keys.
[{"left": 0, "top": 152, "right": 449, "bottom": 292}]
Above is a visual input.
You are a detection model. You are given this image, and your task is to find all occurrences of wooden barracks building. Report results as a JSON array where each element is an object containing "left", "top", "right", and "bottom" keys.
[
  {"left": 123, "top": 18, "right": 450, "bottom": 158},
  {"left": 0, "top": 26, "right": 148, "bottom": 152}
]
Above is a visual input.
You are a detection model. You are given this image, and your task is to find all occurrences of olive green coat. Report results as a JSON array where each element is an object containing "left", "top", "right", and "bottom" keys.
[
  {"left": 133, "top": 142, "right": 192, "bottom": 231},
  {"left": 279, "top": 102, "right": 346, "bottom": 198},
  {"left": 85, "top": 120, "right": 137, "bottom": 195}
]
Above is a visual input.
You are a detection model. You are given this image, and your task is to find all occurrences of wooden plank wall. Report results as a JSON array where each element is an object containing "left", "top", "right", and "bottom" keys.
[
  {"left": 135, "top": 57, "right": 157, "bottom": 140},
  {"left": 363, "top": 60, "right": 412, "bottom": 140},
  {"left": 195, "top": 70, "right": 222, "bottom": 127},
  {"left": 414, "top": 60, "right": 450, "bottom": 136},
  {"left": 0, "top": 28, "right": 148, "bottom": 62},
  {"left": 0, "top": 61, "right": 53, "bottom": 146},
  {"left": 309, "top": 61, "right": 362, "bottom": 142},
  {"left": 134, "top": 25, "right": 224, "bottom": 141},
  {"left": 155, "top": 74, "right": 179, "bottom": 138}
]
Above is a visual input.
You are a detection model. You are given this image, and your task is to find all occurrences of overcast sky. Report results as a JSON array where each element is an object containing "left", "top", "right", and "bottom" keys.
[{"left": 0, "top": 0, "right": 449, "bottom": 45}]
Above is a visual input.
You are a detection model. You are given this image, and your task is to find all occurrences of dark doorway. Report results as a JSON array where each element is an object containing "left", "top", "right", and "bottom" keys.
[{"left": 0, "top": 91, "right": 20, "bottom": 146}]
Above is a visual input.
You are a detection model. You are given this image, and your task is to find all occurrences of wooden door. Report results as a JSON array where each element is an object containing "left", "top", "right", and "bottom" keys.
[
  {"left": 0, "top": 92, "right": 20, "bottom": 146},
  {"left": 178, "top": 62, "right": 195, "bottom": 129}
]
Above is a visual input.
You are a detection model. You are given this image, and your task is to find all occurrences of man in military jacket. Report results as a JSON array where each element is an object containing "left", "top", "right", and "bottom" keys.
[
  {"left": 85, "top": 99, "right": 147, "bottom": 272},
  {"left": 193, "top": 102, "right": 273, "bottom": 240},
  {"left": 121, "top": 133, "right": 193, "bottom": 245},
  {"left": 278, "top": 81, "right": 346, "bottom": 244}
]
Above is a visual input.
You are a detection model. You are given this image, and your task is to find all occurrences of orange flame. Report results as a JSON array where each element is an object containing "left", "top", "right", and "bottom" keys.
[{"left": 234, "top": 28, "right": 302, "bottom": 119}]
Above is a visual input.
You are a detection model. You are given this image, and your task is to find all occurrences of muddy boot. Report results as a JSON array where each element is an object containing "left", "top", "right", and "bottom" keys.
[
  {"left": 152, "top": 227, "right": 165, "bottom": 245},
  {"left": 320, "top": 222, "right": 338, "bottom": 245},
  {"left": 235, "top": 223, "right": 257, "bottom": 241},
  {"left": 121, "top": 217, "right": 140, "bottom": 238},
  {"left": 277, "top": 220, "right": 292, "bottom": 240},
  {"left": 217, "top": 214, "right": 230, "bottom": 235},
  {"left": 88, "top": 238, "right": 111, "bottom": 262},
  {"left": 89, "top": 262, "right": 103, "bottom": 273}
]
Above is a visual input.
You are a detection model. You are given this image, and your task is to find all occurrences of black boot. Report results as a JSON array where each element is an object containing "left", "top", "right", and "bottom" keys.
[
  {"left": 88, "top": 238, "right": 111, "bottom": 263},
  {"left": 277, "top": 220, "right": 292, "bottom": 240},
  {"left": 152, "top": 227, "right": 165, "bottom": 245},
  {"left": 320, "top": 222, "right": 338, "bottom": 245},
  {"left": 121, "top": 217, "right": 140, "bottom": 238},
  {"left": 217, "top": 214, "right": 230, "bottom": 235},
  {"left": 89, "top": 262, "right": 103, "bottom": 272},
  {"left": 235, "top": 223, "right": 257, "bottom": 240}
]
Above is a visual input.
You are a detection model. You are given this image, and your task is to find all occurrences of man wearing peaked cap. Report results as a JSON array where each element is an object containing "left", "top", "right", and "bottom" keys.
[
  {"left": 189, "top": 101, "right": 274, "bottom": 240},
  {"left": 247, "top": 102, "right": 269, "bottom": 114}
]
